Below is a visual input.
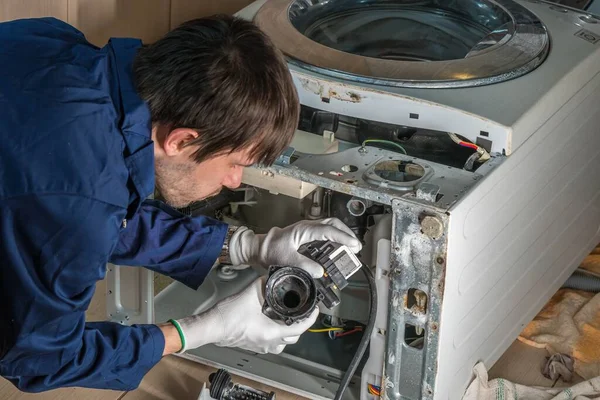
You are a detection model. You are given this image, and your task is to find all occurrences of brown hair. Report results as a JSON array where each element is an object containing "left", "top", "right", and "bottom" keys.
[{"left": 133, "top": 15, "right": 299, "bottom": 165}]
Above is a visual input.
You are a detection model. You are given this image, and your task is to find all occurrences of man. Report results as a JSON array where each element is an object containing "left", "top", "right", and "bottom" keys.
[{"left": 0, "top": 15, "right": 361, "bottom": 392}]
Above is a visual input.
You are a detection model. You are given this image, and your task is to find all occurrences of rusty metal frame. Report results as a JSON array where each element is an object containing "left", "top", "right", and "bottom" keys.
[
  {"left": 383, "top": 200, "right": 448, "bottom": 399},
  {"left": 264, "top": 146, "right": 503, "bottom": 211}
]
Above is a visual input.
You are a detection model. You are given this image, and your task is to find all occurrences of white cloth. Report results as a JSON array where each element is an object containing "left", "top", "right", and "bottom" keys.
[
  {"left": 176, "top": 277, "right": 319, "bottom": 354},
  {"left": 463, "top": 363, "right": 600, "bottom": 400},
  {"left": 229, "top": 218, "right": 362, "bottom": 278}
]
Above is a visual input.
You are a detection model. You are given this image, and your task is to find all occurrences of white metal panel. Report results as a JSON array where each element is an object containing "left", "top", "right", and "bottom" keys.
[
  {"left": 355, "top": 1, "right": 599, "bottom": 129},
  {"left": 436, "top": 71, "right": 600, "bottom": 399}
]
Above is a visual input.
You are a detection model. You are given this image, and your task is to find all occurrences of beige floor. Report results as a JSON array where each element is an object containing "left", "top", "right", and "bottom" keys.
[{"left": 0, "top": 278, "right": 568, "bottom": 400}]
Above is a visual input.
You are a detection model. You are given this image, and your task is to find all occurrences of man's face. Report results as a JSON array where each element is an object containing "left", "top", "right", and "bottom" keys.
[{"left": 153, "top": 127, "right": 255, "bottom": 208}]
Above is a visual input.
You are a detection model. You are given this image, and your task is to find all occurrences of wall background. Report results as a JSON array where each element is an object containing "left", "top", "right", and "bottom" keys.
[{"left": 0, "top": 0, "right": 254, "bottom": 46}]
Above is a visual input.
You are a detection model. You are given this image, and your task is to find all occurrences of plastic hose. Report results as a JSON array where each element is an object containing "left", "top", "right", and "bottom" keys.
[
  {"left": 562, "top": 270, "right": 600, "bottom": 293},
  {"left": 334, "top": 266, "right": 377, "bottom": 400}
]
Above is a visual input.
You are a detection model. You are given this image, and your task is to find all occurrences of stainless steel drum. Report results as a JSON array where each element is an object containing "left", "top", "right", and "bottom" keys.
[{"left": 254, "top": 0, "right": 551, "bottom": 88}]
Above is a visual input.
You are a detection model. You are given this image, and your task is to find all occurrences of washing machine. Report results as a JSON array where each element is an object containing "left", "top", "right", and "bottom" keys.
[{"left": 107, "top": 1, "right": 600, "bottom": 399}]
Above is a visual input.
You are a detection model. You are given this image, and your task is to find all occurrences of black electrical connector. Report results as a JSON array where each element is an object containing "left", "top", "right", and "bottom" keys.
[
  {"left": 297, "top": 240, "right": 363, "bottom": 308},
  {"left": 262, "top": 240, "right": 363, "bottom": 325}
]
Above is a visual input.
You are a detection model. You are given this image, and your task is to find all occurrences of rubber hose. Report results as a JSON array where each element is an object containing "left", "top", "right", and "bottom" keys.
[
  {"left": 334, "top": 266, "right": 377, "bottom": 400},
  {"left": 562, "top": 270, "right": 600, "bottom": 293}
]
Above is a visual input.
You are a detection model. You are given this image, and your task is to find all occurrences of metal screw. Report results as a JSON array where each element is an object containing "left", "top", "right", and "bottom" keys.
[
  {"left": 217, "top": 265, "right": 238, "bottom": 281},
  {"left": 421, "top": 216, "right": 444, "bottom": 239}
]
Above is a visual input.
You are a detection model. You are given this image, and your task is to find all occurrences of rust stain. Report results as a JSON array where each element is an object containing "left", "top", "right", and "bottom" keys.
[
  {"left": 409, "top": 290, "right": 428, "bottom": 315},
  {"left": 328, "top": 88, "right": 362, "bottom": 103},
  {"left": 437, "top": 257, "right": 447, "bottom": 296},
  {"left": 298, "top": 77, "right": 362, "bottom": 103},
  {"left": 348, "top": 91, "right": 361, "bottom": 101}
]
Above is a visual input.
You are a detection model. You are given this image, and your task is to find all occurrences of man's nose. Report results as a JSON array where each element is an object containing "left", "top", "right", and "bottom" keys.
[{"left": 223, "top": 167, "right": 243, "bottom": 189}]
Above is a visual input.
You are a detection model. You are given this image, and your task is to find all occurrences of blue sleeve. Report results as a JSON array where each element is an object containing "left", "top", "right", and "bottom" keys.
[
  {"left": 0, "top": 195, "right": 164, "bottom": 392},
  {"left": 110, "top": 200, "right": 228, "bottom": 290}
]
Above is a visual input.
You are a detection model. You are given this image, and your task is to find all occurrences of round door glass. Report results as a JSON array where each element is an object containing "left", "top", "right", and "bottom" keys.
[{"left": 288, "top": 0, "right": 513, "bottom": 62}]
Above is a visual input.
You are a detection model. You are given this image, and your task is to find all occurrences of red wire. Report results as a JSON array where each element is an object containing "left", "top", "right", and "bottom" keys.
[
  {"left": 459, "top": 141, "right": 479, "bottom": 150},
  {"left": 368, "top": 384, "right": 381, "bottom": 396},
  {"left": 335, "top": 327, "right": 363, "bottom": 338}
]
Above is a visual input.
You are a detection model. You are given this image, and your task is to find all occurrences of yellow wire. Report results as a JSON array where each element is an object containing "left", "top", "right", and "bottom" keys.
[
  {"left": 368, "top": 384, "right": 381, "bottom": 396},
  {"left": 308, "top": 327, "right": 344, "bottom": 333}
]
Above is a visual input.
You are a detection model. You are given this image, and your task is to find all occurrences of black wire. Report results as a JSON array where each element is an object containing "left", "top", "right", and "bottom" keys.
[
  {"left": 334, "top": 266, "right": 378, "bottom": 400},
  {"left": 463, "top": 152, "right": 480, "bottom": 171}
]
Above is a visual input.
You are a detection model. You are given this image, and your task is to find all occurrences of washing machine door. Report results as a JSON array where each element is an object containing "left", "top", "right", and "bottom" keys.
[{"left": 254, "top": 0, "right": 550, "bottom": 88}]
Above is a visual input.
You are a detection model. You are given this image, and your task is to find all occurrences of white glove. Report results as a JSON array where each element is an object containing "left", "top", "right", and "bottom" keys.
[
  {"left": 228, "top": 218, "right": 362, "bottom": 278},
  {"left": 175, "top": 277, "right": 319, "bottom": 354}
]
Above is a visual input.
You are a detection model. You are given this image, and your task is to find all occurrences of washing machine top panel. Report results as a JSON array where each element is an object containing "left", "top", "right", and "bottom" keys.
[{"left": 254, "top": 0, "right": 550, "bottom": 88}]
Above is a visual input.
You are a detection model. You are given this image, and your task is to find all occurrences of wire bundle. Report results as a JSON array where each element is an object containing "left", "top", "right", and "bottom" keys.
[
  {"left": 447, "top": 132, "right": 490, "bottom": 164},
  {"left": 308, "top": 325, "right": 363, "bottom": 339},
  {"left": 367, "top": 384, "right": 381, "bottom": 397},
  {"left": 455, "top": 140, "right": 478, "bottom": 151},
  {"left": 306, "top": 269, "right": 378, "bottom": 400}
]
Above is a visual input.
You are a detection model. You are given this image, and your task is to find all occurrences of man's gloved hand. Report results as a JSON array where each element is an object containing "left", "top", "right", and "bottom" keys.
[
  {"left": 228, "top": 218, "right": 362, "bottom": 278},
  {"left": 174, "top": 277, "right": 318, "bottom": 354}
]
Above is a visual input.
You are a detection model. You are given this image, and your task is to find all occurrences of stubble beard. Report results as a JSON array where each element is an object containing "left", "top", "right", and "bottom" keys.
[{"left": 154, "top": 158, "right": 196, "bottom": 209}]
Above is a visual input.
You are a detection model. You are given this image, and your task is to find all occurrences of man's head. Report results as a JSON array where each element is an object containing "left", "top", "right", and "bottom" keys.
[{"left": 133, "top": 15, "right": 299, "bottom": 208}]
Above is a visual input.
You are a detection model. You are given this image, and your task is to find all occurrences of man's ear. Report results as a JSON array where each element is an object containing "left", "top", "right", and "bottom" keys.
[{"left": 162, "top": 128, "right": 199, "bottom": 157}]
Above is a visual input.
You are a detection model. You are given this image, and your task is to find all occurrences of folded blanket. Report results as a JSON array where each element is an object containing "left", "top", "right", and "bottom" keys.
[
  {"left": 518, "top": 244, "right": 600, "bottom": 380},
  {"left": 463, "top": 362, "right": 600, "bottom": 400}
]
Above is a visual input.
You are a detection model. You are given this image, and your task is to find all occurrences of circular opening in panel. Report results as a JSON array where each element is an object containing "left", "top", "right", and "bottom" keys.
[
  {"left": 341, "top": 164, "right": 359, "bottom": 172},
  {"left": 373, "top": 160, "right": 426, "bottom": 182}
]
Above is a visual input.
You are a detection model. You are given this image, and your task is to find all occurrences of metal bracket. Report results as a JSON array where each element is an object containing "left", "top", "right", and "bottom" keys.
[
  {"left": 275, "top": 147, "right": 295, "bottom": 165},
  {"left": 105, "top": 264, "right": 154, "bottom": 325},
  {"left": 382, "top": 200, "right": 448, "bottom": 399}
]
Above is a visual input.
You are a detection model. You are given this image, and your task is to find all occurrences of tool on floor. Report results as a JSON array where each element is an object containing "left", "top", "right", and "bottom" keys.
[{"left": 204, "top": 368, "right": 275, "bottom": 400}]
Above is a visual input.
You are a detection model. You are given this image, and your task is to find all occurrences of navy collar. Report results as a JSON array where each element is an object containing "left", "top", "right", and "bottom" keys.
[{"left": 108, "top": 38, "right": 155, "bottom": 207}]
